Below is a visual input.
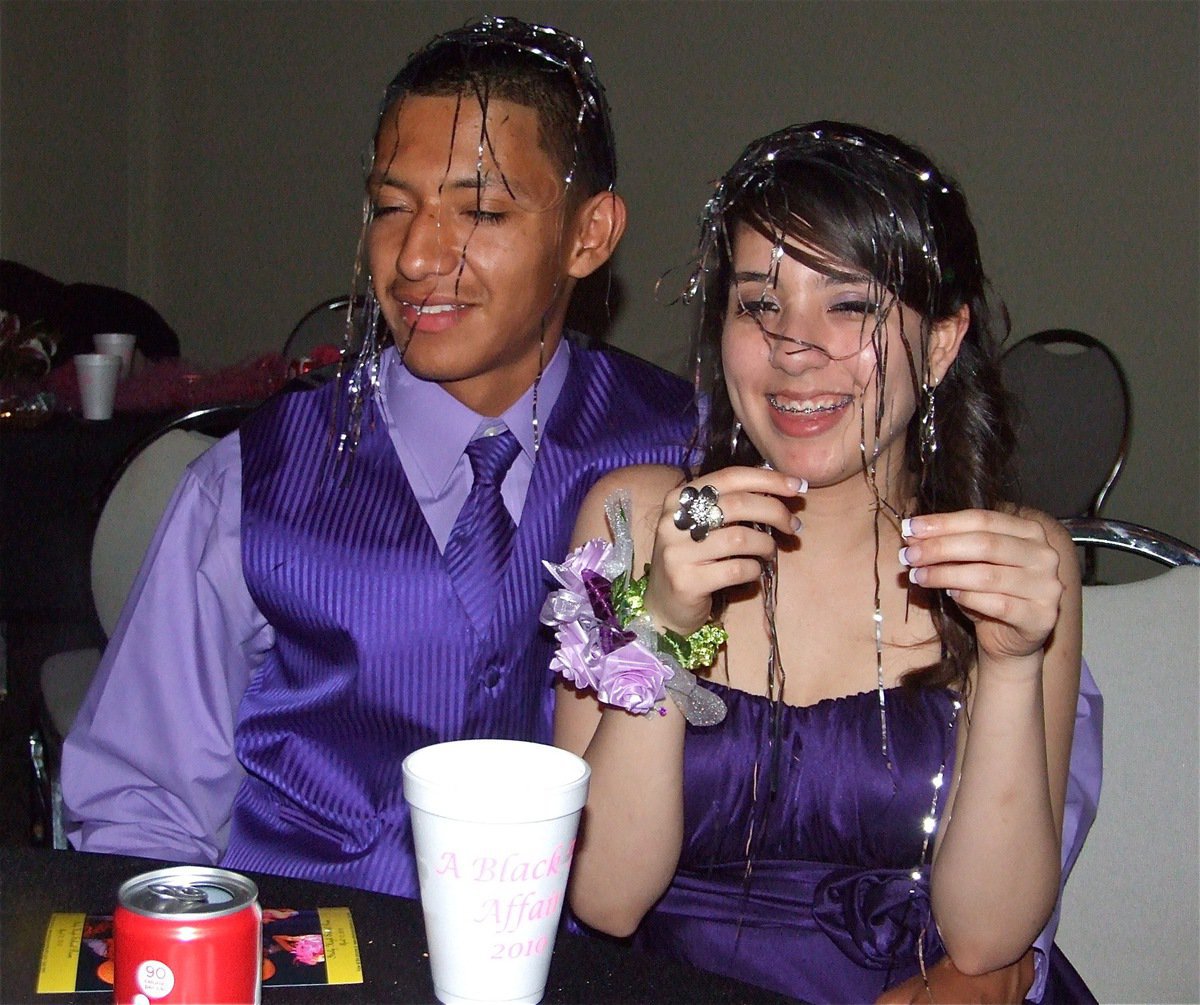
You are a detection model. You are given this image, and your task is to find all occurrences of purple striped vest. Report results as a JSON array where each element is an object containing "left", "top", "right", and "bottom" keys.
[{"left": 221, "top": 344, "right": 696, "bottom": 896}]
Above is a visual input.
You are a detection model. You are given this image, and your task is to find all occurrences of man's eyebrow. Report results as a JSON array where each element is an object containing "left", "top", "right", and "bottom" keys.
[
  {"left": 369, "top": 172, "right": 516, "bottom": 196},
  {"left": 447, "top": 173, "right": 509, "bottom": 192}
]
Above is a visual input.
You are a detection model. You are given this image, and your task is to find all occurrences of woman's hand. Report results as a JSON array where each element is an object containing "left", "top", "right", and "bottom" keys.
[
  {"left": 644, "top": 466, "right": 805, "bottom": 636},
  {"left": 875, "top": 948, "right": 1035, "bottom": 1004},
  {"left": 899, "top": 509, "right": 1064, "bottom": 668}
]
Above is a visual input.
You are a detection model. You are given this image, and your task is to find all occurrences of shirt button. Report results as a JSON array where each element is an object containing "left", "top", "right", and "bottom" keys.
[{"left": 483, "top": 668, "right": 501, "bottom": 688}]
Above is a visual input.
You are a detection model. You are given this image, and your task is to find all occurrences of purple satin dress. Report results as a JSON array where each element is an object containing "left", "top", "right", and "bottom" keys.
[{"left": 633, "top": 680, "right": 1091, "bottom": 1004}]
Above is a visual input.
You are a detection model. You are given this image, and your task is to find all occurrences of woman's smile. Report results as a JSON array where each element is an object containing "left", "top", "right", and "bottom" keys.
[
  {"left": 766, "top": 392, "right": 853, "bottom": 416},
  {"left": 764, "top": 391, "right": 855, "bottom": 438}
]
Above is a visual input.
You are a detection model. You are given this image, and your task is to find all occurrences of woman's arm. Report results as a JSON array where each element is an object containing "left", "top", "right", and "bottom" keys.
[
  {"left": 554, "top": 464, "right": 804, "bottom": 936},
  {"left": 556, "top": 690, "right": 688, "bottom": 935},
  {"left": 553, "top": 467, "right": 689, "bottom": 935},
  {"left": 905, "top": 508, "right": 1082, "bottom": 974}
]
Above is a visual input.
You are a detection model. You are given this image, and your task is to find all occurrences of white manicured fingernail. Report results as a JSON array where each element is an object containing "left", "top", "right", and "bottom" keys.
[
  {"left": 898, "top": 546, "right": 912, "bottom": 567},
  {"left": 792, "top": 517, "right": 804, "bottom": 533},
  {"left": 797, "top": 477, "right": 809, "bottom": 494},
  {"left": 901, "top": 517, "right": 914, "bottom": 538}
]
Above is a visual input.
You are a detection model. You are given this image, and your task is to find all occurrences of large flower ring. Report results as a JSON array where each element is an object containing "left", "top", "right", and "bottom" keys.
[{"left": 673, "top": 484, "right": 724, "bottom": 542}]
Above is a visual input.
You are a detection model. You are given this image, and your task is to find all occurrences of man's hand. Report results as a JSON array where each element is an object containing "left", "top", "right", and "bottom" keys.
[{"left": 875, "top": 948, "right": 1036, "bottom": 1004}]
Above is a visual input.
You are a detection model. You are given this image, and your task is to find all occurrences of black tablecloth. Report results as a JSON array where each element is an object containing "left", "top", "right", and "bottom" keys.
[{"left": 0, "top": 846, "right": 800, "bottom": 1004}]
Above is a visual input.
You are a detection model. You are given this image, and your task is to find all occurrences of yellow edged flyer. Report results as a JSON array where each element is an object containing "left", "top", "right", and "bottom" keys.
[{"left": 38, "top": 906, "right": 362, "bottom": 993}]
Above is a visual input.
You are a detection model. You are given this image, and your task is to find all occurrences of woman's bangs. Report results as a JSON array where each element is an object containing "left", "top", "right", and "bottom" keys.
[{"left": 736, "top": 166, "right": 900, "bottom": 294}]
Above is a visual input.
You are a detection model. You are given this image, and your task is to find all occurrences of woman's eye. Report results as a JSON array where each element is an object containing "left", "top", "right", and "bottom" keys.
[
  {"left": 371, "top": 203, "right": 406, "bottom": 219},
  {"left": 735, "top": 296, "right": 780, "bottom": 318},
  {"left": 830, "top": 299, "right": 880, "bottom": 316}
]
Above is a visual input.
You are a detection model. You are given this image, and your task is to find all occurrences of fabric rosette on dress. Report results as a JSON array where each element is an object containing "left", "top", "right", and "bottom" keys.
[
  {"left": 634, "top": 857, "right": 946, "bottom": 1003},
  {"left": 811, "top": 866, "right": 941, "bottom": 970}
]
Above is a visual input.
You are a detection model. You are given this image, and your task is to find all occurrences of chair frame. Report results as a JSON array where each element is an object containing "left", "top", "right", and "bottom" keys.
[
  {"left": 1063, "top": 516, "right": 1200, "bottom": 568},
  {"left": 1006, "top": 329, "right": 1134, "bottom": 520},
  {"left": 281, "top": 295, "right": 359, "bottom": 362},
  {"left": 1005, "top": 329, "right": 1134, "bottom": 583},
  {"left": 90, "top": 404, "right": 256, "bottom": 517}
]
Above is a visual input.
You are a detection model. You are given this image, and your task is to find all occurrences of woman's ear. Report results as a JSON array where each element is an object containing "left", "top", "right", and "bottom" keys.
[
  {"left": 928, "top": 305, "right": 970, "bottom": 384},
  {"left": 565, "top": 191, "right": 627, "bottom": 280}
]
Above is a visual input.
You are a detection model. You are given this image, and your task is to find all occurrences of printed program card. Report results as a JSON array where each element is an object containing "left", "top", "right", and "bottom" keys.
[{"left": 38, "top": 907, "right": 362, "bottom": 993}]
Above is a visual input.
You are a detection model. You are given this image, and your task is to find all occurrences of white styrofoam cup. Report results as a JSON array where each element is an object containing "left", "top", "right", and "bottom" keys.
[
  {"left": 93, "top": 332, "right": 136, "bottom": 378},
  {"left": 403, "top": 739, "right": 590, "bottom": 1005},
  {"left": 74, "top": 353, "right": 122, "bottom": 420}
]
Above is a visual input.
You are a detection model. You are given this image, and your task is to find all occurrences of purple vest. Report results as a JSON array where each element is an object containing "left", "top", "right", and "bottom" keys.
[{"left": 221, "top": 345, "right": 696, "bottom": 896}]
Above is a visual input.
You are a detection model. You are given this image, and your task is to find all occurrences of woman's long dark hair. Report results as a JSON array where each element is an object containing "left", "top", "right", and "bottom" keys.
[{"left": 689, "top": 122, "right": 1016, "bottom": 693}]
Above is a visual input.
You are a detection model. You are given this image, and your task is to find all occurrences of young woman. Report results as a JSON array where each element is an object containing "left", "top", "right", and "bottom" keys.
[{"left": 546, "top": 122, "right": 1089, "bottom": 1003}]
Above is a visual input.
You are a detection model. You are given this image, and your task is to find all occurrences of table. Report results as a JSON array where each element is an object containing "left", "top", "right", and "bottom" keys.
[{"left": 0, "top": 846, "right": 801, "bottom": 1004}]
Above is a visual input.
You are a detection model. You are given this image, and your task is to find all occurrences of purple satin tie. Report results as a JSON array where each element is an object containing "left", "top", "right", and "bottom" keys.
[{"left": 444, "top": 430, "right": 522, "bottom": 633}]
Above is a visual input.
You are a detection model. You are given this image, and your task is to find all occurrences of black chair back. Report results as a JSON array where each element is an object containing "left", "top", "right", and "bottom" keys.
[{"left": 1002, "top": 329, "right": 1131, "bottom": 519}]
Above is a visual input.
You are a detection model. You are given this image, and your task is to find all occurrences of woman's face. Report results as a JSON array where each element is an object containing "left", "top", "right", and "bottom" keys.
[{"left": 720, "top": 223, "right": 931, "bottom": 492}]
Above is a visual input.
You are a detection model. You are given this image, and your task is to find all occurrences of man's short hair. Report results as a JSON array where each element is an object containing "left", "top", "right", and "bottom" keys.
[{"left": 380, "top": 16, "right": 616, "bottom": 200}]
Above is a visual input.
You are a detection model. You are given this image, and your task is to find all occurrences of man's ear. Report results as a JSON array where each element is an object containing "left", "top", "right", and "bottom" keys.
[
  {"left": 928, "top": 304, "right": 970, "bottom": 384},
  {"left": 565, "top": 191, "right": 627, "bottom": 280}
]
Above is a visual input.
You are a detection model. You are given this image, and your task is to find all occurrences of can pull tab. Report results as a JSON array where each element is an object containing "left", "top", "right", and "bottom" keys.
[{"left": 145, "top": 883, "right": 210, "bottom": 913}]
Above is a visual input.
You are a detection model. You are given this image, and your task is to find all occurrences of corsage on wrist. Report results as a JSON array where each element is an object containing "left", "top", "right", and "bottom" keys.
[{"left": 540, "top": 491, "right": 727, "bottom": 726}]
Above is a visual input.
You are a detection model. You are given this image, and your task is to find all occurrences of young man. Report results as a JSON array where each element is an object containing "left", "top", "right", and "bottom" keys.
[{"left": 62, "top": 17, "right": 698, "bottom": 899}]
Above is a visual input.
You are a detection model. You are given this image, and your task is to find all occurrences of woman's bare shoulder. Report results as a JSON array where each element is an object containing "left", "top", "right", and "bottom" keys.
[
  {"left": 573, "top": 464, "right": 686, "bottom": 546},
  {"left": 996, "top": 500, "right": 1071, "bottom": 546},
  {"left": 1000, "top": 502, "right": 1081, "bottom": 591},
  {"left": 586, "top": 463, "right": 686, "bottom": 503},
  {"left": 1016, "top": 504, "right": 1075, "bottom": 553}
]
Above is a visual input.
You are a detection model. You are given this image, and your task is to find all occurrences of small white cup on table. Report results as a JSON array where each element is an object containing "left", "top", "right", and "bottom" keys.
[
  {"left": 402, "top": 739, "right": 591, "bottom": 1005},
  {"left": 73, "top": 353, "right": 122, "bottom": 420},
  {"left": 93, "top": 332, "right": 136, "bottom": 379}
]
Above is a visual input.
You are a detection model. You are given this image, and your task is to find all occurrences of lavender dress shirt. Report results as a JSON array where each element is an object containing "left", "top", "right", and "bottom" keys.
[{"left": 61, "top": 343, "right": 569, "bottom": 862}]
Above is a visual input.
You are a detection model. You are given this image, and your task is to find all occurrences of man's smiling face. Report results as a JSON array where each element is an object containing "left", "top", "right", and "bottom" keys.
[{"left": 367, "top": 93, "right": 576, "bottom": 416}]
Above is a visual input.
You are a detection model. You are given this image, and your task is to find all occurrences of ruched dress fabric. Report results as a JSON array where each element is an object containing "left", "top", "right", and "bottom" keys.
[{"left": 632, "top": 680, "right": 1090, "bottom": 1004}]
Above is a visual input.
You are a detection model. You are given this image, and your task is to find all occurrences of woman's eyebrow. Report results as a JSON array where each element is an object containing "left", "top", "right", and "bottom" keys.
[
  {"left": 732, "top": 270, "right": 774, "bottom": 284},
  {"left": 730, "top": 270, "right": 871, "bottom": 286}
]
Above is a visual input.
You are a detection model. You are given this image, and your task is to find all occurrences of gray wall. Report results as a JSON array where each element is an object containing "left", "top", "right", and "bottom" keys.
[{"left": 3, "top": 0, "right": 1197, "bottom": 573}]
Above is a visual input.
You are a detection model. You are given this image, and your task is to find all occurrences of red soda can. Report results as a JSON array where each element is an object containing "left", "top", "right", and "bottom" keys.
[{"left": 113, "top": 865, "right": 262, "bottom": 1004}]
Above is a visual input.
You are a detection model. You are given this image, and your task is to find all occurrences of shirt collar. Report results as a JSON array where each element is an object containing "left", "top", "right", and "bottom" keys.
[{"left": 379, "top": 338, "right": 571, "bottom": 492}]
